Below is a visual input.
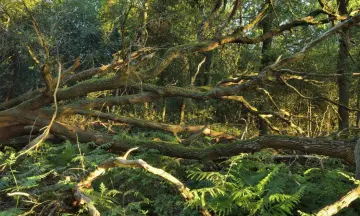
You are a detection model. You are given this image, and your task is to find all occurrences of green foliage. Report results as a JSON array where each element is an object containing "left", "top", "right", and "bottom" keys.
[
  {"left": 0, "top": 140, "right": 197, "bottom": 215},
  {"left": 1, "top": 139, "right": 360, "bottom": 215},
  {"left": 187, "top": 152, "right": 305, "bottom": 215},
  {"left": 185, "top": 151, "right": 360, "bottom": 216},
  {"left": 1, "top": 0, "right": 360, "bottom": 215},
  {"left": 0, "top": 208, "right": 24, "bottom": 216}
]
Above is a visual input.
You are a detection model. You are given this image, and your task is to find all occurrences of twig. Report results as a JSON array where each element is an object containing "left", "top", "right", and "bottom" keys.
[{"left": 280, "top": 75, "right": 360, "bottom": 112}]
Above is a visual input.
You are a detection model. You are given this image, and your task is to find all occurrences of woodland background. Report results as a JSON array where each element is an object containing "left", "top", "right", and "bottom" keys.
[{"left": 1, "top": 0, "right": 360, "bottom": 215}]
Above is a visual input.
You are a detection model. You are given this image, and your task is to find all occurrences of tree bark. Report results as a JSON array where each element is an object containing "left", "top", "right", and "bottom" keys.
[
  {"left": 258, "top": 7, "right": 274, "bottom": 136},
  {"left": 201, "top": 51, "right": 213, "bottom": 86},
  {"left": 356, "top": 79, "right": 360, "bottom": 127},
  {"left": 337, "top": 0, "right": 350, "bottom": 130},
  {"left": 316, "top": 185, "right": 360, "bottom": 216}
]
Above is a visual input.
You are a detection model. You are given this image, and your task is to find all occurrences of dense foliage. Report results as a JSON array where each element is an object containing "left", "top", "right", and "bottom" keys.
[
  {"left": 1, "top": 0, "right": 360, "bottom": 215},
  {"left": 1, "top": 137, "right": 359, "bottom": 215}
]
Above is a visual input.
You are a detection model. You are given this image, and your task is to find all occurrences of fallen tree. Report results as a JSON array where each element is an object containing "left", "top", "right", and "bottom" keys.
[
  {"left": 2, "top": 1, "right": 360, "bottom": 215},
  {"left": 0, "top": 1, "right": 360, "bottom": 167}
]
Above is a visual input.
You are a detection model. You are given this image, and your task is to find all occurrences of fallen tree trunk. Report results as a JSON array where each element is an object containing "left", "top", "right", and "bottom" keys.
[
  {"left": 2, "top": 2, "right": 360, "bottom": 216},
  {"left": 2, "top": 106, "right": 356, "bottom": 165},
  {"left": 0, "top": 11, "right": 359, "bottom": 171},
  {"left": 6, "top": 110, "right": 355, "bottom": 164}
]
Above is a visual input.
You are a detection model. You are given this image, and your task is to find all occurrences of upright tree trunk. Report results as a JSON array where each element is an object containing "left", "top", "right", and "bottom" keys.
[
  {"left": 139, "top": 0, "right": 149, "bottom": 46},
  {"left": 179, "top": 100, "right": 186, "bottom": 125},
  {"left": 179, "top": 56, "right": 190, "bottom": 125},
  {"left": 356, "top": 80, "right": 360, "bottom": 127},
  {"left": 200, "top": 51, "right": 213, "bottom": 86},
  {"left": 258, "top": 9, "right": 274, "bottom": 136},
  {"left": 337, "top": 0, "right": 350, "bottom": 130},
  {"left": 162, "top": 97, "right": 167, "bottom": 122}
]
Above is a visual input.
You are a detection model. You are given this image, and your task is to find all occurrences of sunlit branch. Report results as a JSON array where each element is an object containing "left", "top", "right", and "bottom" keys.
[
  {"left": 74, "top": 148, "right": 210, "bottom": 216},
  {"left": 56, "top": 108, "right": 235, "bottom": 140},
  {"left": 222, "top": 96, "right": 304, "bottom": 134},
  {"left": 316, "top": 186, "right": 360, "bottom": 216},
  {"left": 276, "top": 69, "right": 360, "bottom": 79},
  {"left": 198, "top": 0, "right": 223, "bottom": 40},
  {"left": 238, "top": 0, "right": 271, "bottom": 32}
]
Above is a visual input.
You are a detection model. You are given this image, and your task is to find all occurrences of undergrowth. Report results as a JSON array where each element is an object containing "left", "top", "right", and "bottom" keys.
[{"left": 0, "top": 131, "right": 359, "bottom": 215}]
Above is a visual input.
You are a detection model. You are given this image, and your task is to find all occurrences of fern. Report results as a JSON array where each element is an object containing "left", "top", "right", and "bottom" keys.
[
  {"left": 2, "top": 138, "right": 359, "bottom": 215},
  {"left": 0, "top": 208, "right": 24, "bottom": 216},
  {"left": 187, "top": 153, "right": 305, "bottom": 215},
  {"left": 188, "top": 168, "right": 226, "bottom": 184}
]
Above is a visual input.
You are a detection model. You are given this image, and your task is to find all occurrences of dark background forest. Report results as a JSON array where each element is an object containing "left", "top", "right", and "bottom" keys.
[{"left": 1, "top": 0, "right": 360, "bottom": 215}]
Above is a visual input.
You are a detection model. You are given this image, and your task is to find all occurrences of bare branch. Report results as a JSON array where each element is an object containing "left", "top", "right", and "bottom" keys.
[
  {"left": 198, "top": 0, "right": 223, "bottom": 40},
  {"left": 256, "top": 87, "right": 280, "bottom": 110},
  {"left": 217, "top": 75, "right": 257, "bottom": 86},
  {"left": 191, "top": 57, "right": 206, "bottom": 86},
  {"left": 74, "top": 149, "right": 210, "bottom": 216},
  {"left": 269, "top": 14, "right": 360, "bottom": 69},
  {"left": 21, "top": 0, "right": 49, "bottom": 59},
  {"left": 222, "top": 96, "right": 304, "bottom": 134},
  {"left": 63, "top": 47, "right": 155, "bottom": 85},
  {"left": 316, "top": 186, "right": 360, "bottom": 216},
  {"left": 56, "top": 108, "right": 235, "bottom": 140},
  {"left": 280, "top": 76, "right": 360, "bottom": 112},
  {"left": 25, "top": 45, "right": 40, "bottom": 66},
  {"left": 239, "top": 0, "right": 271, "bottom": 32},
  {"left": 60, "top": 57, "right": 81, "bottom": 79},
  {"left": 18, "top": 60, "right": 62, "bottom": 157},
  {"left": 276, "top": 69, "right": 360, "bottom": 79}
]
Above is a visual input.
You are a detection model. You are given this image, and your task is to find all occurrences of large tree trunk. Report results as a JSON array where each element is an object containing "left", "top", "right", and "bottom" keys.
[
  {"left": 258, "top": 8, "right": 274, "bottom": 136},
  {"left": 337, "top": 0, "right": 351, "bottom": 130}
]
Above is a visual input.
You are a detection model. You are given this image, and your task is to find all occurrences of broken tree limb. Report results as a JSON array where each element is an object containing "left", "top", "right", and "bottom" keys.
[
  {"left": 31, "top": 119, "right": 354, "bottom": 164},
  {"left": 9, "top": 13, "right": 359, "bottom": 113},
  {"left": 63, "top": 92, "right": 161, "bottom": 110},
  {"left": 4, "top": 108, "right": 354, "bottom": 165},
  {"left": 276, "top": 69, "right": 360, "bottom": 79},
  {"left": 56, "top": 108, "right": 235, "bottom": 140},
  {"left": 74, "top": 148, "right": 211, "bottom": 216},
  {"left": 19, "top": 61, "right": 62, "bottom": 154},
  {"left": 2, "top": 13, "right": 359, "bottom": 113},
  {"left": 2, "top": 105, "right": 357, "bottom": 166},
  {"left": 316, "top": 185, "right": 360, "bottom": 216},
  {"left": 0, "top": 61, "right": 63, "bottom": 174}
]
